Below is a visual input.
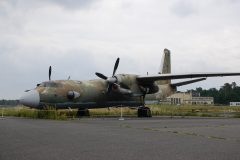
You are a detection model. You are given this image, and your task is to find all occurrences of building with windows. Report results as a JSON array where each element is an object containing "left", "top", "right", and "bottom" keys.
[
  {"left": 230, "top": 102, "right": 240, "bottom": 106},
  {"left": 166, "top": 92, "right": 214, "bottom": 105}
]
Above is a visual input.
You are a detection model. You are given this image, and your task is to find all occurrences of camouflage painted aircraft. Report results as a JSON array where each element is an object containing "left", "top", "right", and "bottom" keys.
[{"left": 20, "top": 49, "right": 240, "bottom": 117}]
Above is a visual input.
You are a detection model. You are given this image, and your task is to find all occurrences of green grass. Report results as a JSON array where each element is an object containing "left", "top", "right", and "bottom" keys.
[
  {"left": 1, "top": 104, "right": 240, "bottom": 120},
  {"left": 1, "top": 106, "right": 69, "bottom": 120},
  {"left": 90, "top": 108, "right": 137, "bottom": 117},
  {"left": 149, "top": 104, "right": 240, "bottom": 117}
]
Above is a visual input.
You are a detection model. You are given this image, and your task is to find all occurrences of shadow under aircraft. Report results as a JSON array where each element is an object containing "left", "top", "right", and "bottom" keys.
[{"left": 20, "top": 49, "right": 240, "bottom": 117}]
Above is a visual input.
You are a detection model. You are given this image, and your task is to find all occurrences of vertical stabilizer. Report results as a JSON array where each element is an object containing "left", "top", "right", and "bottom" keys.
[
  {"left": 159, "top": 48, "right": 171, "bottom": 74},
  {"left": 157, "top": 48, "right": 171, "bottom": 85}
]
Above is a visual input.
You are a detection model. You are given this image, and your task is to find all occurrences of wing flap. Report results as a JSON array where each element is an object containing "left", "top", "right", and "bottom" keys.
[{"left": 171, "top": 78, "right": 206, "bottom": 87}]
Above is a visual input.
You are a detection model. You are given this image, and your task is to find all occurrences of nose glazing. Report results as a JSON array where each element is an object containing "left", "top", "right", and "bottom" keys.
[{"left": 20, "top": 90, "right": 40, "bottom": 107}]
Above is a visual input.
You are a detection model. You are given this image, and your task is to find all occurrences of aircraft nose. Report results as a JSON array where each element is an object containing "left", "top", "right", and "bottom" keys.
[{"left": 20, "top": 90, "right": 40, "bottom": 107}]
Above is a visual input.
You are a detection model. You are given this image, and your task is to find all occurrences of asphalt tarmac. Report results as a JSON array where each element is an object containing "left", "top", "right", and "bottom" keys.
[{"left": 1, "top": 117, "right": 240, "bottom": 160}]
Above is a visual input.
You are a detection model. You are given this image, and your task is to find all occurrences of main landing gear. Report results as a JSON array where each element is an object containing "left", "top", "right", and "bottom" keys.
[
  {"left": 77, "top": 108, "right": 90, "bottom": 117},
  {"left": 137, "top": 106, "right": 152, "bottom": 117}
]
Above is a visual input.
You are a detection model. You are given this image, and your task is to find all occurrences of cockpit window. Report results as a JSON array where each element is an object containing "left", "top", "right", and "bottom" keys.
[{"left": 38, "top": 82, "right": 62, "bottom": 88}]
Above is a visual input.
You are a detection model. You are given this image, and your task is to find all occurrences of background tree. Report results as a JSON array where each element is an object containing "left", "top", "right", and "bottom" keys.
[{"left": 191, "top": 82, "right": 240, "bottom": 105}]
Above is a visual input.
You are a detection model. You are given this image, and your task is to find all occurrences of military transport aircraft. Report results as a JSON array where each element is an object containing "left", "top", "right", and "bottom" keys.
[{"left": 20, "top": 49, "right": 240, "bottom": 117}]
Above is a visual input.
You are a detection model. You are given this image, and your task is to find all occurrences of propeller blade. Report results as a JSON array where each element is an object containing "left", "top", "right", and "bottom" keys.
[
  {"left": 49, "top": 66, "right": 52, "bottom": 81},
  {"left": 95, "top": 72, "right": 108, "bottom": 80},
  {"left": 112, "top": 58, "right": 120, "bottom": 76}
]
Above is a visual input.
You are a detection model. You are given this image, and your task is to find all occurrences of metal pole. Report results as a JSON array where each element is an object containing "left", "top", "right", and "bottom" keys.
[{"left": 119, "top": 105, "right": 124, "bottom": 121}]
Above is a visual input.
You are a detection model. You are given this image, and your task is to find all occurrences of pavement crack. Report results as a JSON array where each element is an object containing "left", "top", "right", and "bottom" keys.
[{"left": 208, "top": 136, "right": 226, "bottom": 140}]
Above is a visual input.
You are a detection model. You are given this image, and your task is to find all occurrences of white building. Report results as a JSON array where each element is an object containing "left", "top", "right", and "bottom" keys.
[
  {"left": 166, "top": 92, "right": 214, "bottom": 105},
  {"left": 230, "top": 102, "right": 240, "bottom": 106}
]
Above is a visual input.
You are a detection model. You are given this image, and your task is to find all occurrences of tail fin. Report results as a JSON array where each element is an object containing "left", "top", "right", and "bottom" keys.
[
  {"left": 156, "top": 48, "right": 171, "bottom": 85},
  {"left": 159, "top": 48, "right": 171, "bottom": 74}
]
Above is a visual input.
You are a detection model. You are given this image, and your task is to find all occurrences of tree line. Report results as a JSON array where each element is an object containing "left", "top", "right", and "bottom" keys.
[
  {"left": 0, "top": 100, "right": 19, "bottom": 106},
  {"left": 189, "top": 82, "right": 240, "bottom": 105}
]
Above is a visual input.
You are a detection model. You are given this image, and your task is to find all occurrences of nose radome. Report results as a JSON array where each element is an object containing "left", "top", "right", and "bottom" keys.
[{"left": 20, "top": 90, "right": 40, "bottom": 107}]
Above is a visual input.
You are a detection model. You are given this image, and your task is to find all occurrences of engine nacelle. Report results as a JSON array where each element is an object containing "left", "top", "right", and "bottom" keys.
[
  {"left": 112, "top": 84, "right": 132, "bottom": 95},
  {"left": 67, "top": 91, "right": 80, "bottom": 100},
  {"left": 139, "top": 83, "right": 159, "bottom": 94}
]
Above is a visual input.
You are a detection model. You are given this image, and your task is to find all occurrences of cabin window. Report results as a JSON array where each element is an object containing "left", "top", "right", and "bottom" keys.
[{"left": 39, "top": 82, "right": 62, "bottom": 88}]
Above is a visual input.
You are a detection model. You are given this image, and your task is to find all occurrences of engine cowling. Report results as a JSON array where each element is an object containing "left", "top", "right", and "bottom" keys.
[
  {"left": 112, "top": 84, "right": 132, "bottom": 95},
  {"left": 67, "top": 91, "right": 80, "bottom": 100},
  {"left": 139, "top": 84, "right": 159, "bottom": 94}
]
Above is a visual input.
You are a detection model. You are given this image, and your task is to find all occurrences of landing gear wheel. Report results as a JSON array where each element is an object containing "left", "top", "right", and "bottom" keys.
[
  {"left": 77, "top": 109, "right": 90, "bottom": 117},
  {"left": 137, "top": 107, "right": 152, "bottom": 117}
]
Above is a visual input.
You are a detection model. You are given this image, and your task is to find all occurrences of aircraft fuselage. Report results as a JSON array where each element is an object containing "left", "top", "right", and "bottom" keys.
[{"left": 20, "top": 74, "right": 161, "bottom": 109}]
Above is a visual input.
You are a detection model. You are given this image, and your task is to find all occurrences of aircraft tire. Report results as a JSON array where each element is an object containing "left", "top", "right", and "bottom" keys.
[
  {"left": 77, "top": 109, "right": 90, "bottom": 117},
  {"left": 137, "top": 107, "right": 152, "bottom": 117}
]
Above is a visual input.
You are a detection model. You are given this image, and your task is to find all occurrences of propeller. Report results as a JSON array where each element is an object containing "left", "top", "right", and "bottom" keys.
[
  {"left": 49, "top": 66, "right": 52, "bottom": 81},
  {"left": 95, "top": 58, "right": 120, "bottom": 93}
]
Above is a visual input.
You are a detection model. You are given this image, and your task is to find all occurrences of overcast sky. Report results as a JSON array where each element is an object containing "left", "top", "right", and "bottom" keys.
[{"left": 1, "top": 0, "right": 240, "bottom": 99}]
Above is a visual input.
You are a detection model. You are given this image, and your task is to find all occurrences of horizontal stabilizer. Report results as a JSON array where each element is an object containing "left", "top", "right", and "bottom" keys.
[{"left": 171, "top": 78, "right": 206, "bottom": 87}]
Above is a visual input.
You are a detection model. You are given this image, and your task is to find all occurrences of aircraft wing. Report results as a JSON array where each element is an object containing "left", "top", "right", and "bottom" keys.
[{"left": 137, "top": 72, "right": 240, "bottom": 84}]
